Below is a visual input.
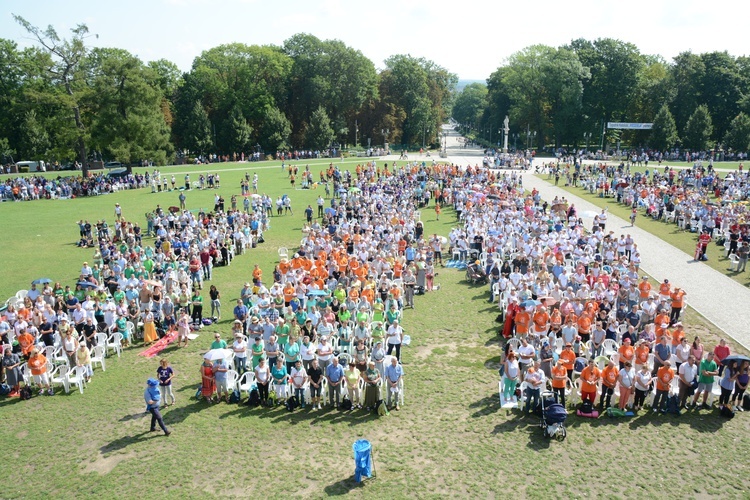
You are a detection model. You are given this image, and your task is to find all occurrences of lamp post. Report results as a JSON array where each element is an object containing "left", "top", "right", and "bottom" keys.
[
  {"left": 355, "top": 120, "right": 359, "bottom": 148},
  {"left": 381, "top": 128, "right": 389, "bottom": 149},
  {"left": 442, "top": 130, "right": 448, "bottom": 155}
]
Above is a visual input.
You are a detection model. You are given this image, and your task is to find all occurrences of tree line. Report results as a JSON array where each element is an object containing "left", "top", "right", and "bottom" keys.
[
  {"left": 452, "top": 38, "right": 750, "bottom": 155},
  {"left": 1, "top": 17, "right": 456, "bottom": 175}
]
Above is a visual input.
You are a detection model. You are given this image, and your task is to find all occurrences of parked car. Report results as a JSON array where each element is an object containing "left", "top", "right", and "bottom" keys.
[
  {"left": 106, "top": 168, "right": 129, "bottom": 180},
  {"left": 104, "top": 161, "right": 123, "bottom": 169}
]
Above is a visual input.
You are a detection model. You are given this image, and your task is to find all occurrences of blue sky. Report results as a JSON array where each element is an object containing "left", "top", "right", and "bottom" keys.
[{"left": 1, "top": 0, "right": 744, "bottom": 80}]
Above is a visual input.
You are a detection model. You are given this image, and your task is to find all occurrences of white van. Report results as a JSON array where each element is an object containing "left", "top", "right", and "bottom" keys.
[{"left": 16, "top": 160, "right": 46, "bottom": 172}]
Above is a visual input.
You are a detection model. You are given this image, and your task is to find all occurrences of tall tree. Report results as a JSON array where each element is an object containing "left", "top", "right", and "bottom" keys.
[
  {"left": 649, "top": 104, "right": 679, "bottom": 151},
  {"left": 258, "top": 105, "right": 291, "bottom": 153},
  {"left": 452, "top": 83, "right": 487, "bottom": 126},
  {"left": 723, "top": 112, "right": 750, "bottom": 153},
  {"left": 218, "top": 105, "right": 252, "bottom": 154},
  {"left": 699, "top": 51, "right": 742, "bottom": 140},
  {"left": 683, "top": 105, "right": 713, "bottom": 151},
  {"left": 569, "top": 38, "right": 645, "bottom": 125},
  {"left": 20, "top": 110, "right": 50, "bottom": 159},
  {"left": 14, "top": 15, "right": 95, "bottom": 175},
  {"left": 670, "top": 52, "right": 706, "bottom": 134},
  {"left": 85, "top": 48, "right": 173, "bottom": 165},
  {"left": 304, "top": 106, "right": 334, "bottom": 150}
]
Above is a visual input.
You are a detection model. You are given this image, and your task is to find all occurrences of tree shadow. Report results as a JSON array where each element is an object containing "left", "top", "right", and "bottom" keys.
[{"left": 469, "top": 394, "right": 500, "bottom": 419}]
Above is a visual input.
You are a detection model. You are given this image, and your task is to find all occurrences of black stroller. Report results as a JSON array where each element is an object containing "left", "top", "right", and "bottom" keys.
[
  {"left": 465, "top": 261, "right": 488, "bottom": 285},
  {"left": 540, "top": 392, "right": 567, "bottom": 441}
]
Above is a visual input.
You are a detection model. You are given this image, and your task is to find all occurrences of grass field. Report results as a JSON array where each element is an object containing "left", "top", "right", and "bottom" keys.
[
  {"left": 1, "top": 159, "right": 750, "bottom": 498},
  {"left": 534, "top": 173, "right": 750, "bottom": 288}
]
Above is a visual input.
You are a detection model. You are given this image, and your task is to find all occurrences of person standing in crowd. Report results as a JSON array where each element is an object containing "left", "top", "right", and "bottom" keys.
[{"left": 157, "top": 358, "right": 176, "bottom": 407}]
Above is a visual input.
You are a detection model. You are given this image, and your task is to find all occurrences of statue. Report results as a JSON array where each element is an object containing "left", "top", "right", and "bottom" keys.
[{"left": 502, "top": 115, "right": 510, "bottom": 153}]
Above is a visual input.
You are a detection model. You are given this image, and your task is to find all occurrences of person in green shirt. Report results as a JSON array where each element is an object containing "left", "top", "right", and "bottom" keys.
[
  {"left": 251, "top": 336, "right": 265, "bottom": 368},
  {"left": 284, "top": 339, "right": 300, "bottom": 373},
  {"left": 337, "top": 305, "right": 351, "bottom": 325},
  {"left": 693, "top": 352, "right": 719, "bottom": 408},
  {"left": 191, "top": 290, "right": 203, "bottom": 325},
  {"left": 113, "top": 289, "right": 126, "bottom": 304},
  {"left": 116, "top": 316, "right": 129, "bottom": 346},
  {"left": 275, "top": 319, "right": 290, "bottom": 348},
  {"left": 210, "top": 333, "right": 227, "bottom": 350},
  {"left": 295, "top": 308, "right": 307, "bottom": 325},
  {"left": 333, "top": 285, "right": 347, "bottom": 303}
]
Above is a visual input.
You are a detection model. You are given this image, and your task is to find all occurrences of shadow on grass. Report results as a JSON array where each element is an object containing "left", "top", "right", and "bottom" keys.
[
  {"left": 324, "top": 476, "right": 366, "bottom": 496},
  {"left": 100, "top": 430, "right": 161, "bottom": 454},
  {"left": 469, "top": 395, "right": 499, "bottom": 418}
]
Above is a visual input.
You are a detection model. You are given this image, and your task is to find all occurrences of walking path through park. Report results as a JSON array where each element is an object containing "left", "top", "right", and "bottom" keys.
[{"left": 413, "top": 128, "right": 750, "bottom": 350}]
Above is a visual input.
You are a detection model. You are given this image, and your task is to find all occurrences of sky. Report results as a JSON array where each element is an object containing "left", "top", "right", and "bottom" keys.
[{"left": 1, "top": 0, "right": 746, "bottom": 81}]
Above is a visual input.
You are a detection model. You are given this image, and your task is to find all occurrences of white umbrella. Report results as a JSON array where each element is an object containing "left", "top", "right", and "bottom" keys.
[{"left": 203, "top": 348, "right": 232, "bottom": 361}]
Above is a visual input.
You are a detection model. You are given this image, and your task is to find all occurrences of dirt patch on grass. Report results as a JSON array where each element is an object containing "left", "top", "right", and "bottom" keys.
[
  {"left": 16, "top": 430, "right": 28, "bottom": 440},
  {"left": 83, "top": 450, "right": 136, "bottom": 475}
]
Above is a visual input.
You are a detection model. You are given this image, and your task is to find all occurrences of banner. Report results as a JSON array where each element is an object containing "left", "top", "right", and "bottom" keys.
[{"left": 607, "top": 122, "right": 653, "bottom": 130}]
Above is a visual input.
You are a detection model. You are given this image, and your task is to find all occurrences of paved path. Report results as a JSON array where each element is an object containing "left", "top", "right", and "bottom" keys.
[{"left": 429, "top": 129, "right": 750, "bottom": 351}]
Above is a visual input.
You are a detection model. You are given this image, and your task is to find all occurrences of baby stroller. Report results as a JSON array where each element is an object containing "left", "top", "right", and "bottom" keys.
[
  {"left": 465, "top": 261, "right": 488, "bottom": 285},
  {"left": 540, "top": 392, "right": 567, "bottom": 441}
]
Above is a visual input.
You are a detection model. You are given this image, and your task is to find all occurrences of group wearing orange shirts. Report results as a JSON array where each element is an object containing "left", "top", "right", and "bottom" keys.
[{"left": 579, "top": 362, "right": 601, "bottom": 403}]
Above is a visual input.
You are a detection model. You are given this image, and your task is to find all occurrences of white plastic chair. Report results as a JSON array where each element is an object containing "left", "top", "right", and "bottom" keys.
[
  {"left": 506, "top": 338, "right": 521, "bottom": 351},
  {"left": 106, "top": 332, "right": 123, "bottom": 358},
  {"left": 48, "top": 363, "right": 70, "bottom": 394},
  {"left": 602, "top": 339, "right": 618, "bottom": 356},
  {"left": 278, "top": 247, "right": 289, "bottom": 259},
  {"left": 238, "top": 371, "right": 256, "bottom": 395},
  {"left": 95, "top": 331, "right": 108, "bottom": 348},
  {"left": 226, "top": 369, "right": 240, "bottom": 392},
  {"left": 91, "top": 345, "right": 106, "bottom": 372},
  {"left": 66, "top": 365, "right": 88, "bottom": 394}
]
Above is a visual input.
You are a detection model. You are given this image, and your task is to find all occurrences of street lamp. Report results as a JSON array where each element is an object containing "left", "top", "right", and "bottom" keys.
[
  {"left": 381, "top": 128, "right": 389, "bottom": 148},
  {"left": 512, "top": 133, "right": 518, "bottom": 152}
]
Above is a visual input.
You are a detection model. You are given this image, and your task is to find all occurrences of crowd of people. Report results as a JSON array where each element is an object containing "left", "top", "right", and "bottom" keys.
[{"left": 444, "top": 164, "right": 749, "bottom": 416}]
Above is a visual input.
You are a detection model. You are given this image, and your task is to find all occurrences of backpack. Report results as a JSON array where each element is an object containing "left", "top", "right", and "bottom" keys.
[
  {"left": 285, "top": 396, "right": 299, "bottom": 412},
  {"left": 340, "top": 399, "right": 352, "bottom": 411},
  {"left": 202, "top": 318, "right": 213, "bottom": 326},
  {"left": 19, "top": 386, "right": 32, "bottom": 400},
  {"left": 229, "top": 389, "right": 240, "bottom": 404},
  {"left": 579, "top": 400, "right": 594, "bottom": 414},
  {"left": 246, "top": 388, "right": 261, "bottom": 407},
  {"left": 720, "top": 405, "right": 735, "bottom": 419},
  {"left": 743, "top": 394, "right": 750, "bottom": 412},
  {"left": 607, "top": 407, "right": 628, "bottom": 418},
  {"left": 574, "top": 359, "right": 586, "bottom": 373},
  {"left": 666, "top": 395, "right": 681, "bottom": 415},
  {"left": 0, "top": 384, "right": 10, "bottom": 396}
]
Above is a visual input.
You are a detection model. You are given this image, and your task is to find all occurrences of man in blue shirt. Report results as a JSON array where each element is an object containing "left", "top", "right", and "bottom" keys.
[
  {"left": 144, "top": 378, "right": 170, "bottom": 435},
  {"left": 325, "top": 357, "right": 345, "bottom": 408},
  {"left": 234, "top": 299, "right": 248, "bottom": 334},
  {"left": 384, "top": 356, "right": 404, "bottom": 410},
  {"left": 213, "top": 359, "right": 229, "bottom": 402}
]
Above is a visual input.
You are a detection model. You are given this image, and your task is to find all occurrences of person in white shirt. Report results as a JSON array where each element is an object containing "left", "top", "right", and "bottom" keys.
[
  {"left": 386, "top": 320, "right": 404, "bottom": 362},
  {"left": 617, "top": 361, "right": 635, "bottom": 410},
  {"left": 290, "top": 360, "right": 307, "bottom": 407},
  {"left": 517, "top": 337, "right": 536, "bottom": 380},
  {"left": 523, "top": 360, "right": 546, "bottom": 414},
  {"left": 316, "top": 336, "right": 333, "bottom": 372},
  {"left": 677, "top": 355, "right": 698, "bottom": 408},
  {"left": 232, "top": 333, "right": 248, "bottom": 374}
]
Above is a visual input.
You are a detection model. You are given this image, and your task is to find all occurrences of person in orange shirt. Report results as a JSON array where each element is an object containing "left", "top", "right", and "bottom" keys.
[
  {"left": 514, "top": 309, "right": 531, "bottom": 337},
  {"left": 653, "top": 360, "right": 675, "bottom": 413},
  {"left": 283, "top": 283, "right": 295, "bottom": 306},
  {"left": 634, "top": 340, "right": 650, "bottom": 370},
  {"left": 618, "top": 337, "right": 635, "bottom": 369},
  {"left": 559, "top": 343, "right": 576, "bottom": 380},
  {"left": 577, "top": 311, "right": 592, "bottom": 343},
  {"left": 669, "top": 287, "right": 686, "bottom": 325},
  {"left": 252, "top": 264, "right": 263, "bottom": 285},
  {"left": 580, "top": 359, "right": 601, "bottom": 403},
  {"left": 551, "top": 359, "right": 568, "bottom": 406},
  {"left": 278, "top": 258, "right": 291, "bottom": 281},
  {"left": 27, "top": 348, "right": 53, "bottom": 395},
  {"left": 671, "top": 323, "right": 685, "bottom": 353},
  {"left": 532, "top": 307, "right": 550, "bottom": 336},
  {"left": 600, "top": 359, "right": 619, "bottom": 410},
  {"left": 361, "top": 286, "right": 375, "bottom": 304},
  {"left": 17, "top": 329, "right": 36, "bottom": 358},
  {"left": 638, "top": 276, "right": 652, "bottom": 300},
  {"left": 658, "top": 279, "right": 671, "bottom": 301},
  {"left": 655, "top": 311, "right": 670, "bottom": 331}
]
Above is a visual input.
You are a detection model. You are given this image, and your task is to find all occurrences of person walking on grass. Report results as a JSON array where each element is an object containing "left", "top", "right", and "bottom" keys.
[{"left": 144, "top": 378, "right": 171, "bottom": 436}]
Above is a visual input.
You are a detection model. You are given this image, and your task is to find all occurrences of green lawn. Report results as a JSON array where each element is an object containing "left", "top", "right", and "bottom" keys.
[
  {"left": 534, "top": 174, "right": 750, "bottom": 288},
  {"left": 1, "top": 161, "right": 750, "bottom": 498}
]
